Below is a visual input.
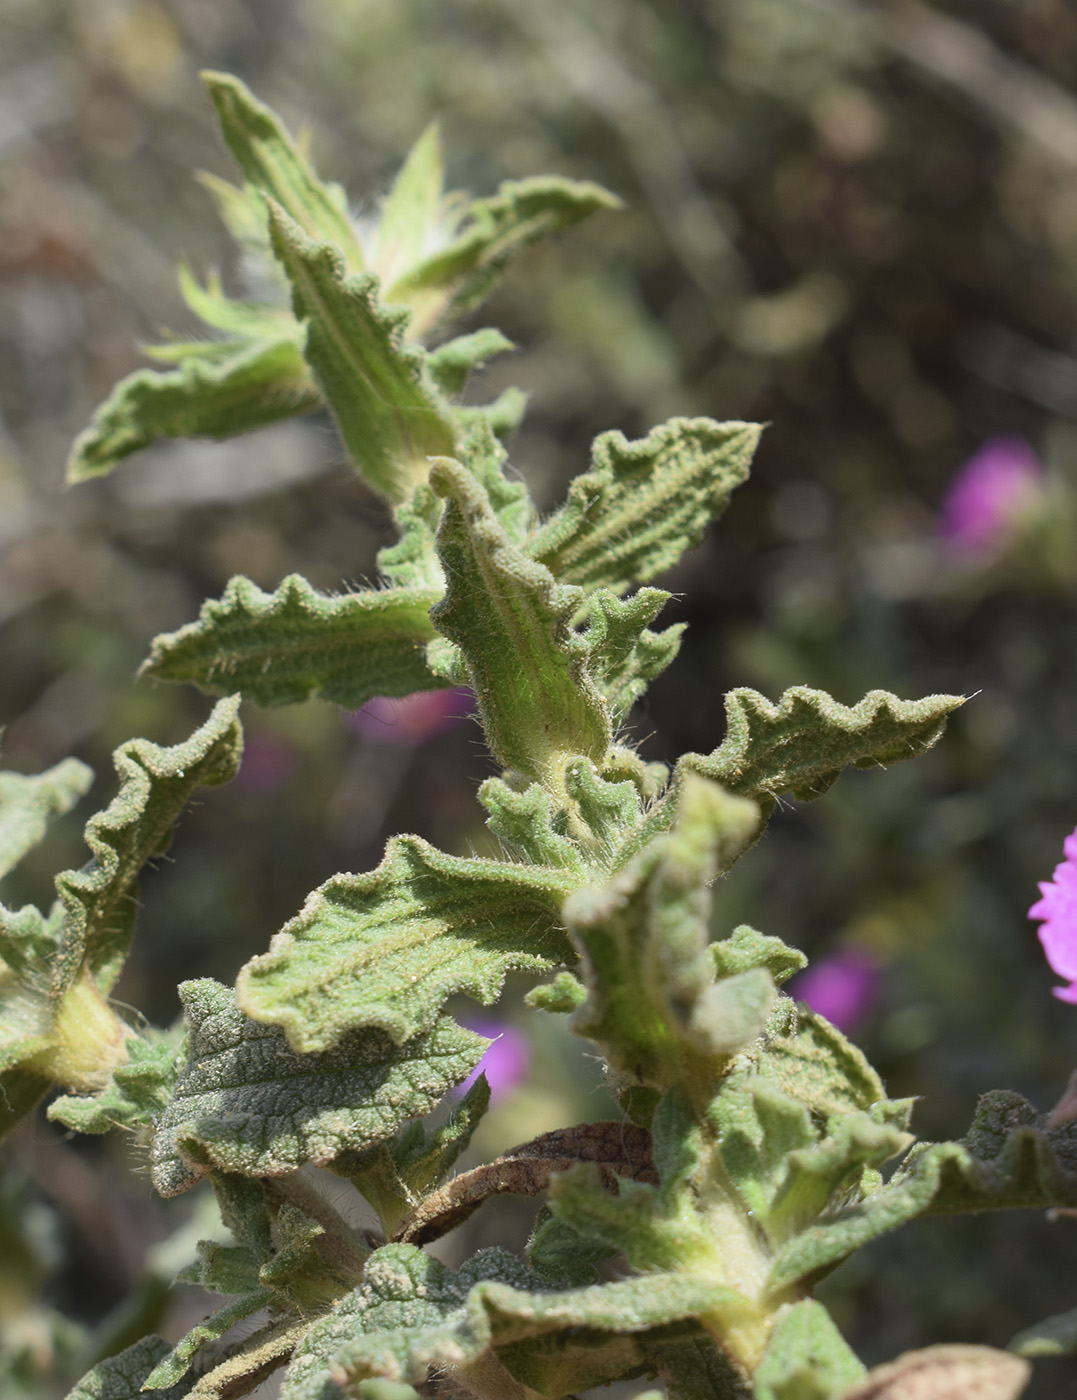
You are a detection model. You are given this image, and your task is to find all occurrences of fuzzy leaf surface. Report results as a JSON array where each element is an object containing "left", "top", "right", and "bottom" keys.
[
  {"left": 429, "top": 456, "right": 609, "bottom": 785},
  {"left": 374, "top": 122, "right": 444, "bottom": 290},
  {"left": 582, "top": 589, "right": 683, "bottom": 724},
  {"left": 66, "top": 337, "right": 318, "bottom": 481},
  {"left": 426, "top": 328, "right": 514, "bottom": 398},
  {"left": 529, "top": 418, "right": 759, "bottom": 593},
  {"left": 52, "top": 697, "right": 243, "bottom": 996},
  {"left": 202, "top": 71, "right": 365, "bottom": 270},
  {"left": 48, "top": 1029, "right": 182, "bottom": 1134},
  {"left": 66, "top": 1335, "right": 192, "bottom": 1399},
  {"left": 0, "top": 758, "right": 92, "bottom": 882},
  {"left": 387, "top": 175, "right": 622, "bottom": 336},
  {"left": 151, "top": 979, "right": 488, "bottom": 1196},
  {"left": 238, "top": 840, "right": 575, "bottom": 1051},
  {"left": 754, "top": 1301, "right": 866, "bottom": 1400},
  {"left": 268, "top": 205, "right": 455, "bottom": 502},
  {"left": 142, "top": 575, "right": 446, "bottom": 708},
  {"left": 767, "top": 1091, "right": 1077, "bottom": 1292}
]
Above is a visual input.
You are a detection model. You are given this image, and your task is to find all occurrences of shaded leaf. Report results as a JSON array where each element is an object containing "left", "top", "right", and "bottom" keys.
[
  {"left": 529, "top": 418, "right": 759, "bottom": 593},
  {"left": 237, "top": 838, "right": 576, "bottom": 1051},
  {"left": 65, "top": 1335, "right": 192, "bottom": 1399},
  {"left": 142, "top": 575, "right": 446, "bottom": 708},
  {"left": 267, "top": 204, "right": 456, "bottom": 503},
  {"left": 0, "top": 758, "right": 92, "bottom": 883},
  {"left": 66, "top": 337, "right": 317, "bottom": 482},
  {"left": 836, "top": 1345, "right": 1030, "bottom": 1400},
  {"left": 151, "top": 979, "right": 488, "bottom": 1196},
  {"left": 429, "top": 456, "right": 609, "bottom": 786},
  {"left": 1010, "top": 1305, "right": 1077, "bottom": 1358}
]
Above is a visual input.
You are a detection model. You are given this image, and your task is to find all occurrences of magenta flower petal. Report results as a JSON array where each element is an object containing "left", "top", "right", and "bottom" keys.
[
  {"left": 790, "top": 949, "right": 881, "bottom": 1032},
  {"left": 458, "top": 1021, "right": 530, "bottom": 1097},
  {"left": 346, "top": 688, "right": 473, "bottom": 746},
  {"left": 938, "top": 436, "right": 1045, "bottom": 556},
  {"left": 1029, "top": 824, "right": 1077, "bottom": 999}
]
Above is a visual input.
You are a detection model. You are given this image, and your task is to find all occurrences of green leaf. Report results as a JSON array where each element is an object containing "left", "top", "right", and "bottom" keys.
[
  {"left": 753, "top": 1301, "right": 866, "bottom": 1400},
  {"left": 683, "top": 686, "right": 965, "bottom": 810},
  {"left": 0, "top": 758, "right": 92, "bottom": 883},
  {"left": 65, "top": 1335, "right": 192, "bottom": 1400},
  {"left": 53, "top": 697, "right": 244, "bottom": 996},
  {"left": 150, "top": 979, "right": 488, "bottom": 1196},
  {"left": 141, "top": 574, "right": 447, "bottom": 709},
  {"left": 767, "top": 1091, "right": 1077, "bottom": 1293},
  {"left": 387, "top": 174, "right": 623, "bottom": 337},
  {"left": 174, "top": 260, "right": 296, "bottom": 339},
  {"left": 267, "top": 203, "right": 456, "bottom": 503},
  {"left": 567, "top": 774, "right": 766, "bottom": 1094},
  {"left": 237, "top": 838, "right": 576, "bottom": 1051},
  {"left": 66, "top": 337, "right": 318, "bottom": 482},
  {"left": 426, "top": 328, "right": 514, "bottom": 398},
  {"left": 282, "top": 1243, "right": 746, "bottom": 1400},
  {"left": 479, "top": 778, "right": 589, "bottom": 875},
  {"left": 582, "top": 588, "right": 684, "bottom": 724},
  {"left": 201, "top": 71, "right": 365, "bottom": 271},
  {"left": 143, "top": 1290, "right": 274, "bottom": 1391},
  {"left": 374, "top": 122, "right": 445, "bottom": 290},
  {"left": 376, "top": 483, "right": 446, "bottom": 592},
  {"left": 429, "top": 456, "right": 610, "bottom": 787},
  {"left": 529, "top": 418, "right": 760, "bottom": 593},
  {"left": 455, "top": 419, "right": 535, "bottom": 543},
  {"left": 48, "top": 1028, "right": 182, "bottom": 1134},
  {"left": 711, "top": 927, "right": 807, "bottom": 987},
  {"left": 1011, "top": 1306, "right": 1077, "bottom": 1357}
]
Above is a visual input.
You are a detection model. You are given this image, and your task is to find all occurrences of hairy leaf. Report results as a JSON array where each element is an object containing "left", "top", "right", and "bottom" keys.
[
  {"left": 144, "top": 1289, "right": 275, "bottom": 1391},
  {"left": 66, "top": 337, "right": 318, "bottom": 482},
  {"left": 66, "top": 1335, "right": 193, "bottom": 1400},
  {"left": 429, "top": 456, "right": 609, "bottom": 786},
  {"left": 142, "top": 575, "right": 446, "bottom": 708},
  {"left": 710, "top": 927, "right": 807, "bottom": 987},
  {"left": 425, "top": 328, "right": 514, "bottom": 398},
  {"left": 387, "top": 175, "right": 623, "bottom": 337},
  {"left": 237, "top": 839, "right": 576, "bottom": 1051},
  {"left": 529, "top": 418, "right": 760, "bottom": 593},
  {"left": 268, "top": 204, "right": 456, "bottom": 502},
  {"left": 754, "top": 1301, "right": 866, "bottom": 1400},
  {"left": 151, "top": 979, "right": 488, "bottom": 1196},
  {"left": 48, "top": 1029, "right": 182, "bottom": 1134},
  {"left": 376, "top": 484, "right": 446, "bottom": 592},
  {"left": 202, "top": 71, "right": 365, "bottom": 270},
  {"left": 0, "top": 757, "right": 92, "bottom": 882},
  {"left": 767, "top": 1091, "right": 1077, "bottom": 1292},
  {"left": 582, "top": 588, "right": 683, "bottom": 725}
]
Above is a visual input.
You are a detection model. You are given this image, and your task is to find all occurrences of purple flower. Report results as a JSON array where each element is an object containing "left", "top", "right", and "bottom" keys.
[
  {"left": 235, "top": 731, "right": 300, "bottom": 795},
  {"left": 1029, "top": 826, "right": 1077, "bottom": 1003},
  {"left": 938, "top": 436, "right": 1045, "bottom": 556},
  {"left": 346, "top": 688, "right": 473, "bottom": 746},
  {"left": 791, "top": 949, "right": 881, "bottom": 1032},
  {"left": 458, "top": 1020, "right": 530, "bottom": 1098}
]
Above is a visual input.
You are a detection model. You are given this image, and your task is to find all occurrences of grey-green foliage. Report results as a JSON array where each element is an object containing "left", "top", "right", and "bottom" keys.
[{"left": 42, "top": 70, "right": 1054, "bottom": 1400}]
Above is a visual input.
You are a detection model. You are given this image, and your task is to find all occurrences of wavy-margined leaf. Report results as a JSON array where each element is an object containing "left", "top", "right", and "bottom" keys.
[
  {"left": 0, "top": 757, "right": 92, "bottom": 882},
  {"left": 767, "top": 1091, "right": 1077, "bottom": 1293},
  {"left": 202, "top": 71, "right": 365, "bottom": 271},
  {"left": 237, "top": 839, "right": 576, "bottom": 1052},
  {"left": 426, "top": 328, "right": 514, "bottom": 398},
  {"left": 430, "top": 456, "right": 609, "bottom": 787},
  {"left": 141, "top": 574, "right": 446, "bottom": 708},
  {"left": 282, "top": 1243, "right": 745, "bottom": 1400},
  {"left": 48, "top": 1028, "right": 181, "bottom": 1134},
  {"left": 753, "top": 1301, "right": 866, "bottom": 1400},
  {"left": 529, "top": 418, "right": 760, "bottom": 594},
  {"left": 151, "top": 979, "right": 487, "bottom": 1197},
  {"left": 268, "top": 204, "right": 456, "bottom": 503},
  {"left": 388, "top": 176, "right": 622, "bottom": 338},
  {"left": 67, "top": 1336, "right": 195, "bottom": 1400},
  {"left": 567, "top": 775, "right": 766, "bottom": 1094},
  {"left": 582, "top": 588, "right": 683, "bottom": 724},
  {"left": 66, "top": 337, "right": 318, "bottom": 482},
  {"left": 376, "top": 484, "right": 445, "bottom": 592}
]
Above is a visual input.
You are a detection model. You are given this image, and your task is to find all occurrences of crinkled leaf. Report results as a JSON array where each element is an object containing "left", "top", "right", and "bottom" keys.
[
  {"left": 456, "top": 384, "right": 529, "bottom": 442},
  {"left": 53, "top": 697, "right": 243, "bottom": 996},
  {"left": 65, "top": 1335, "right": 192, "bottom": 1400},
  {"left": 66, "top": 337, "right": 317, "bottom": 482},
  {"left": 567, "top": 774, "right": 766, "bottom": 1092},
  {"left": 267, "top": 204, "right": 456, "bottom": 503},
  {"left": 0, "top": 758, "right": 92, "bottom": 883},
  {"left": 142, "top": 574, "right": 446, "bottom": 708},
  {"left": 202, "top": 71, "right": 365, "bottom": 271},
  {"left": 479, "top": 777, "right": 588, "bottom": 875},
  {"left": 376, "top": 484, "right": 445, "bottom": 592},
  {"left": 837, "top": 1345, "right": 1030, "bottom": 1400},
  {"left": 711, "top": 926, "right": 807, "bottom": 987},
  {"left": 455, "top": 420, "right": 535, "bottom": 543},
  {"left": 283, "top": 1243, "right": 746, "bottom": 1400},
  {"left": 238, "top": 838, "right": 576, "bottom": 1051},
  {"left": 143, "top": 1289, "right": 274, "bottom": 1391},
  {"left": 426, "top": 328, "right": 514, "bottom": 398},
  {"left": 48, "top": 1028, "right": 182, "bottom": 1134},
  {"left": 768, "top": 1091, "right": 1077, "bottom": 1293},
  {"left": 582, "top": 588, "right": 683, "bottom": 724},
  {"left": 151, "top": 979, "right": 488, "bottom": 1196},
  {"left": 754, "top": 1301, "right": 866, "bottom": 1400},
  {"left": 429, "top": 456, "right": 609, "bottom": 785},
  {"left": 529, "top": 418, "right": 760, "bottom": 594},
  {"left": 387, "top": 174, "right": 623, "bottom": 337}
]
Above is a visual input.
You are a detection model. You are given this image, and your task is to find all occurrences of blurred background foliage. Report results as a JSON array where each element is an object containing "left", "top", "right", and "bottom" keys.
[{"left": 4, "top": 0, "right": 1077, "bottom": 1394}]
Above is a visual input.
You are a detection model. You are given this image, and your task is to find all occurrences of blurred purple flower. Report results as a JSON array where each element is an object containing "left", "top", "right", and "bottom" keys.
[
  {"left": 235, "top": 731, "right": 300, "bottom": 795},
  {"left": 791, "top": 949, "right": 881, "bottom": 1032},
  {"left": 459, "top": 1020, "right": 530, "bottom": 1098},
  {"left": 1029, "top": 826, "right": 1077, "bottom": 1004},
  {"left": 938, "top": 436, "right": 1045, "bottom": 556},
  {"left": 346, "top": 688, "right": 473, "bottom": 746}
]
